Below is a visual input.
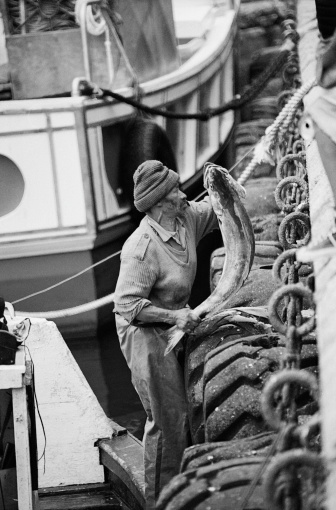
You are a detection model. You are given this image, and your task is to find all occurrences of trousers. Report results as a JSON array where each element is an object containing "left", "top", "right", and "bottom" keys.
[{"left": 115, "top": 314, "right": 190, "bottom": 509}]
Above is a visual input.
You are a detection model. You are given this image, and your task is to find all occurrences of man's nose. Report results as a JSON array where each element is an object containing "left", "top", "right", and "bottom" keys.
[{"left": 179, "top": 190, "right": 187, "bottom": 200}]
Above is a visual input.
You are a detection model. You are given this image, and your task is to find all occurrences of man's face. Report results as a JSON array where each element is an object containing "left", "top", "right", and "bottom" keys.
[{"left": 161, "top": 184, "right": 188, "bottom": 218}]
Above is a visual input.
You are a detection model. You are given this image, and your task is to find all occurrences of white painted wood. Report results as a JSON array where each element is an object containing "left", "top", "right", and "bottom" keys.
[
  {"left": 172, "top": 4, "right": 215, "bottom": 40},
  {"left": 0, "top": 347, "right": 35, "bottom": 509},
  {"left": 9, "top": 318, "right": 116, "bottom": 488},
  {"left": 53, "top": 129, "right": 87, "bottom": 227},
  {"left": 0, "top": 113, "right": 47, "bottom": 133},
  {"left": 220, "top": 51, "right": 235, "bottom": 144},
  {"left": 88, "top": 127, "right": 106, "bottom": 221},
  {"left": 0, "top": 229, "right": 92, "bottom": 259},
  {"left": 180, "top": 93, "right": 198, "bottom": 180},
  {"left": 50, "top": 112, "right": 75, "bottom": 129},
  {"left": 209, "top": 73, "right": 221, "bottom": 150},
  {"left": 0, "top": 133, "right": 58, "bottom": 233},
  {"left": 0, "top": 348, "right": 25, "bottom": 389},
  {"left": 12, "top": 386, "right": 33, "bottom": 510}
]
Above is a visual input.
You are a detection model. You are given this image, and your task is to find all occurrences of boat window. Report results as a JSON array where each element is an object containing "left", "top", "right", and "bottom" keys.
[{"left": 0, "top": 155, "right": 25, "bottom": 217}]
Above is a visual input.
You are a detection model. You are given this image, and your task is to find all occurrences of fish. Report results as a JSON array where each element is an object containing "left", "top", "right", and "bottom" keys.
[{"left": 165, "top": 163, "right": 255, "bottom": 355}]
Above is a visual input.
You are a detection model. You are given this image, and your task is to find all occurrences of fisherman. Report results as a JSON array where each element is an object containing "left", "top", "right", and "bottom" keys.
[{"left": 113, "top": 159, "right": 217, "bottom": 509}]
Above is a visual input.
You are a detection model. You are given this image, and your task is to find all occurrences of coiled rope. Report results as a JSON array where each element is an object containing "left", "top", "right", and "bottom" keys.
[{"left": 237, "top": 77, "right": 317, "bottom": 186}]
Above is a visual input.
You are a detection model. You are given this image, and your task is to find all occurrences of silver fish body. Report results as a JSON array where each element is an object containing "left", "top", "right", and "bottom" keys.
[
  {"left": 164, "top": 163, "right": 255, "bottom": 355},
  {"left": 194, "top": 163, "right": 255, "bottom": 318}
]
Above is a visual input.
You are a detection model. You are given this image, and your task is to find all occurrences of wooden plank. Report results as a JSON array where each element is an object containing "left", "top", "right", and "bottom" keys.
[
  {"left": 0, "top": 347, "right": 25, "bottom": 389},
  {"left": 99, "top": 434, "right": 145, "bottom": 510},
  {"left": 39, "top": 483, "right": 122, "bottom": 509},
  {"left": 21, "top": 319, "right": 115, "bottom": 488},
  {"left": 12, "top": 384, "right": 33, "bottom": 510}
]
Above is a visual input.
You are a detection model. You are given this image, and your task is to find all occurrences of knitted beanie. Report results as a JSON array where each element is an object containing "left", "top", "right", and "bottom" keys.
[{"left": 133, "top": 160, "right": 179, "bottom": 212}]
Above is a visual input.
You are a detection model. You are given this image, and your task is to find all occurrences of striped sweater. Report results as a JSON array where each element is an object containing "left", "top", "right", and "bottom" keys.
[{"left": 113, "top": 197, "right": 217, "bottom": 323}]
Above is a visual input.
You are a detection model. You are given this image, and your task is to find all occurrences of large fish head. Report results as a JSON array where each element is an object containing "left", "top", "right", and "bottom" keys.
[{"left": 204, "top": 163, "right": 246, "bottom": 211}]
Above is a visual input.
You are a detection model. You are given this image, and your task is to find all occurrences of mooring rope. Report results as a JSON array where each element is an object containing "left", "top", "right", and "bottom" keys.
[
  {"left": 237, "top": 77, "right": 317, "bottom": 186},
  {"left": 12, "top": 250, "right": 121, "bottom": 305},
  {"left": 17, "top": 293, "right": 116, "bottom": 319},
  {"left": 93, "top": 41, "right": 294, "bottom": 121}
]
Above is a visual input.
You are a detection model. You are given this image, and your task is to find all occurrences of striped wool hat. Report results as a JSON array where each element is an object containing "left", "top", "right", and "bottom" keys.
[{"left": 133, "top": 160, "right": 179, "bottom": 212}]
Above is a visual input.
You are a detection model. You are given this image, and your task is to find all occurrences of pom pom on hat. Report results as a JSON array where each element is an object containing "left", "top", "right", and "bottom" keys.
[{"left": 133, "top": 160, "right": 179, "bottom": 212}]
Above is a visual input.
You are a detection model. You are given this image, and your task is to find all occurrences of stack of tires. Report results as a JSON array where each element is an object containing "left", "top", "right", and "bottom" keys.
[{"left": 156, "top": 2, "right": 319, "bottom": 509}]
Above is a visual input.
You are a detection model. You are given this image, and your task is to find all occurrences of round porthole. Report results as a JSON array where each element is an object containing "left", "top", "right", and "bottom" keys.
[{"left": 0, "top": 155, "right": 25, "bottom": 217}]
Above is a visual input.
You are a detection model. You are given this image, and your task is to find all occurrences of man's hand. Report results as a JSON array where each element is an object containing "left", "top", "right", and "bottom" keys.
[{"left": 172, "top": 308, "right": 201, "bottom": 333}]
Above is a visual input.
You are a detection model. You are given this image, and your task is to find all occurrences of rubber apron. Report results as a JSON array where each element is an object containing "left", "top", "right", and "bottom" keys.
[{"left": 115, "top": 314, "right": 189, "bottom": 510}]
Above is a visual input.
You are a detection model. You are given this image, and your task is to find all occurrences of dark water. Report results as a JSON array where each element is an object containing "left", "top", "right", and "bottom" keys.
[{"left": 66, "top": 324, "right": 147, "bottom": 440}]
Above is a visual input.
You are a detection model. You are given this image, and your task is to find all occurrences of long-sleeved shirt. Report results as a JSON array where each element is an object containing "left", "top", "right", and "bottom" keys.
[{"left": 113, "top": 197, "right": 217, "bottom": 323}]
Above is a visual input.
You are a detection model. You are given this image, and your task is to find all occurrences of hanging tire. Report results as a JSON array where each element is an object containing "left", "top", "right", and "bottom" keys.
[
  {"left": 221, "top": 266, "right": 281, "bottom": 309},
  {"left": 209, "top": 241, "right": 282, "bottom": 293},
  {"left": 180, "top": 431, "right": 275, "bottom": 472},
  {"left": 185, "top": 317, "right": 272, "bottom": 445},
  {"left": 252, "top": 213, "right": 283, "bottom": 242},
  {"left": 203, "top": 336, "right": 318, "bottom": 442},
  {"left": 156, "top": 457, "right": 266, "bottom": 510},
  {"left": 119, "top": 117, "right": 178, "bottom": 203}
]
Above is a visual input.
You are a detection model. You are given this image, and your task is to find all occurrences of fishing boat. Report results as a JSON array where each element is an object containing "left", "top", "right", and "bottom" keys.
[{"left": 0, "top": 0, "right": 240, "bottom": 337}]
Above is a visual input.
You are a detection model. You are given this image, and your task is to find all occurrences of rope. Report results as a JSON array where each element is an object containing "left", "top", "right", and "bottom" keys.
[
  {"left": 16, "top": 293, "right": 115, "bottom": 319},
  {"left": 237, "top": 77, "right": 317, "bottom": 186},
  {"left": 12, "top": 250, "right": 121, "bottom": 305},
  {"left": 88, "top": 42, "right": 293, "bottom": 121},
  {"left": 75, "top": 0, "right": 106, "bottom": 36}
]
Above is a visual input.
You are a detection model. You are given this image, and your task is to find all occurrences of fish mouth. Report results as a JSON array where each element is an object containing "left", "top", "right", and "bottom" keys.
[{"left": 204, "top": 162, "right": 228, "bottom": 192}]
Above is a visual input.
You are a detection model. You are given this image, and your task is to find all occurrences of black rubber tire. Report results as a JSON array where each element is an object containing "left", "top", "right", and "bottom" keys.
[
  {"left": 203, "top": 336, "right": 318, "bottom": 442},
  {"left": 181, "top": 431, "right": 275, "bottom": 471},
  {"left": 119, "top": 117, "right": 178, "bottom": 203},
  {"left": 209, "top": 241, "right": 283, "bottom": 293},
  {"left": 219, "top": 266, "right": 281, "bottom": 309},
  {"left": 252, "top": 213, "right": 283, "bottom": 242},
  {"left": 185, "top": 321, "right": 273, "bottom": 445},
  {"left": 156, "top": 457, "right": 266, "bottom": 510}
]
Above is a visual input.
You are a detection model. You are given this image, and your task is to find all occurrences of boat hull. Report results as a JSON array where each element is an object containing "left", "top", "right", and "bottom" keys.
[{"left": 0, "top": 3, "right": 239, "bottom": 336}]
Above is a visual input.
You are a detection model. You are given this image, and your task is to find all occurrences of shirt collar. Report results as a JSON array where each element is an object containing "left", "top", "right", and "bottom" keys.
[{"left": 147, "top": 216, "right": 186, "bottom": 248}]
